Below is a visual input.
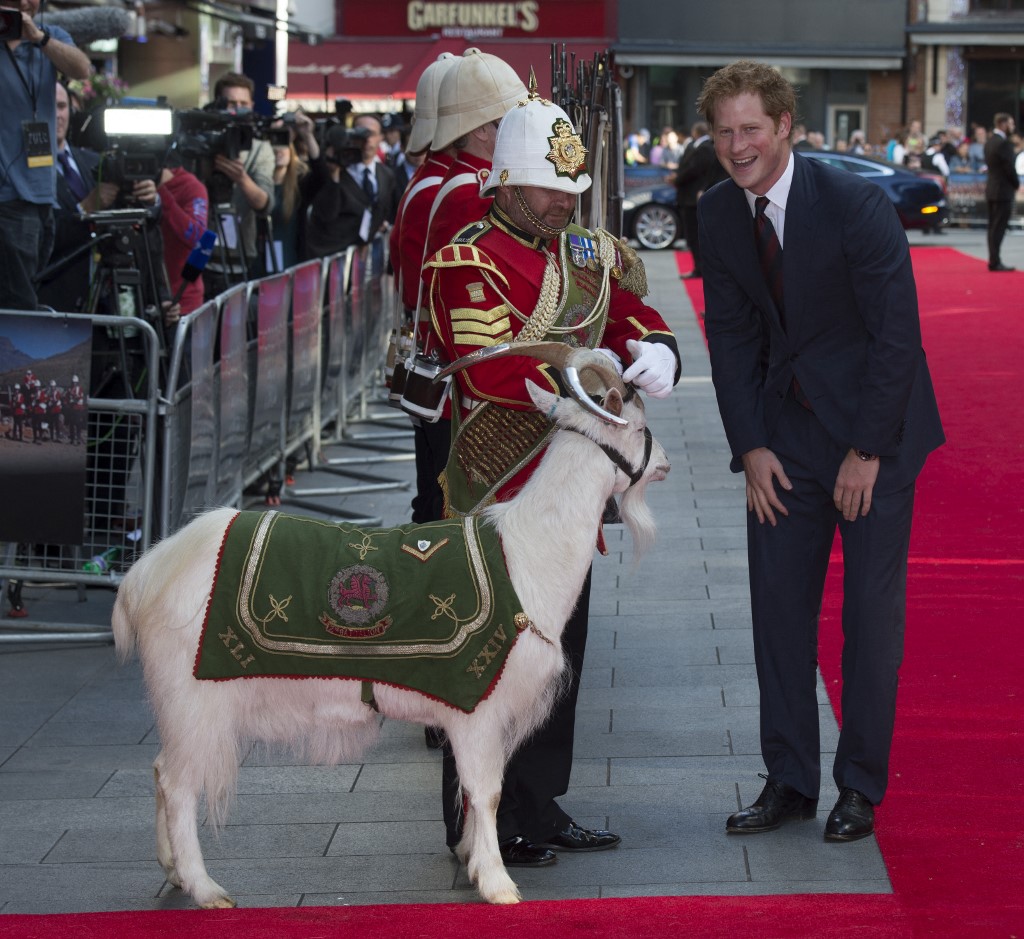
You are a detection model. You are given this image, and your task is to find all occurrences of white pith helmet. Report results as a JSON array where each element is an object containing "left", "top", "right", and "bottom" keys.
[
  {"left": 481, "top": 74, "right": 592, "bottom": 196},
  {"left": 432, "top": 48, "right": 527, "bottom": 152},
  {"left": 407, "top": 52, "right": 459, "bottom": 154}
]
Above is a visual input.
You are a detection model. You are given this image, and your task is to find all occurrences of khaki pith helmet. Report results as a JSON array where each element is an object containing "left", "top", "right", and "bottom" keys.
[
  {"left": 481, "top": 88, "right": 592, "bottom": 196},
  {"left": 407, "top": 52, "right": 459, "bottom": 154},
  {"left": 431, "top": 48, "right": 527, "bottom": 152}
]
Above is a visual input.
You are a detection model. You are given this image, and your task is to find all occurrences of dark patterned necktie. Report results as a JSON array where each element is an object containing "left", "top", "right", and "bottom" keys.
[
  {"left": 754, "top": 195, "right": 784, "bottom": 325},
  {"left": 362, "top": 165, "right": 377, "bottom": 206},
  {"left": 58, "top": 149, "right": 89, "bottom": 204}
]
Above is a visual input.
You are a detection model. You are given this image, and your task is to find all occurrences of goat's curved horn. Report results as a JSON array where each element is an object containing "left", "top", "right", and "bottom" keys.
[{"left": 434, "top": 342, "right": 629, "bottom": 426}]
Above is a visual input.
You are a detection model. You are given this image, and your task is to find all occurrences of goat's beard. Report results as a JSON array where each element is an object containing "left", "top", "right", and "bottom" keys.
[{"left": 619, "top": 476, "right": 657, "bottom": 561}]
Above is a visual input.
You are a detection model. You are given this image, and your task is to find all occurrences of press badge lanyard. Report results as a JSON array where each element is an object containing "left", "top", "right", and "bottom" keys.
[{"left": 4, "top": 41, "right": 54, "bottom": 169}]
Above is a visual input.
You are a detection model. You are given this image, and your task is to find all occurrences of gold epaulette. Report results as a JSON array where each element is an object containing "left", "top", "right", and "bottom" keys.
[
  {"left": 425, "top": 243, "right": 508, "bottom": 288},
  {"left": 595, "top": 228, "right": 649, "bottom": 299}
]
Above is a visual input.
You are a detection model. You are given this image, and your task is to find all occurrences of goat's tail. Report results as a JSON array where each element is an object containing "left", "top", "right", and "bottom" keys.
[{"left": 111, "top": 574, "right": 138, "bottom": 663}]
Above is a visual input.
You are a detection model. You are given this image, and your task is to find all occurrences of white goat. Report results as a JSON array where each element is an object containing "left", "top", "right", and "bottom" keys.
[{"left": 112, "top": 342, "right": 670, "bottom": 908}]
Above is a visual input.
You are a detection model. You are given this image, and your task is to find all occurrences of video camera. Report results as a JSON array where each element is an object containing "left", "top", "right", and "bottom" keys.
[
  {"left": 72, "top": 103, "right": 173, "bottom": 204},
  {"left": 0, "top": 6, "right": 22, "bottom": 41},
  {"left": 324, "top": 124, "right": 371, "bottom": 168},
  {"left": 174, "top": 103, "right": 289, "bottom": 203}
]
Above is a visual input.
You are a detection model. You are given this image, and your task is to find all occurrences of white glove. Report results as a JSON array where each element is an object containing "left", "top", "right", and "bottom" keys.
[
  {"left": 622, "top": 339, "right": 677, "bottom": 398},
  {"left": 594, "top": 347, "right": 623, "bottom": 375}
]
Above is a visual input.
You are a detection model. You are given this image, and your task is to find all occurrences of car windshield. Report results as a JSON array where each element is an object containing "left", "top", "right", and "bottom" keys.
[{"left": 806, "top": 154, "right": 892, "bottom": 178}]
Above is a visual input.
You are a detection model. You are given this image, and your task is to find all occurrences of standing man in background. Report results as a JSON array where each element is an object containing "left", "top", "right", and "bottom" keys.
[
  {"left": 1, "top": 0, "right": 90, "bottom": 310},
  {"left": 696, "top": 60, "right": 944, "bottom": 844},
  {"left": 983, "top": 112, "right": 1019, "bottom": 272},
  {"left": 675, "top": 120, "right": 727, "bottom": 279}
]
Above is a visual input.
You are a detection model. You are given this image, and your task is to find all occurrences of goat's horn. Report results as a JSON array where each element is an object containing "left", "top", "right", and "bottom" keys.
[{"left": 434, "top": 342, "right": 629, "bottom": 427}]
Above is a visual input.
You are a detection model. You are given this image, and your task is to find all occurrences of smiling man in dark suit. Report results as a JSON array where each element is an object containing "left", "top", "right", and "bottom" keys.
[{"left": 696, "top": 60, "right": 944, "bottom": 843}]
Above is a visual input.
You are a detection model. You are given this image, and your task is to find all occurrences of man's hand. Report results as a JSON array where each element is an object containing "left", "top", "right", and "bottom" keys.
[
  {"left": 622, "top": 338, "right": 677, "bottom": 398},
  {"left": 833, "top": 449, "right": 880, "bottom": 521},
  {"left": 81, "top": 182, "right": 118, "bottom": 214},
  {"left": 213, "top": 154, "right": 247, "bottom": 184},
  {"left": 132, "top": 179, "right": 158, "bottom": 205},
  {"left": 741, "top": 447, "right": 792, "bottom": 526}
]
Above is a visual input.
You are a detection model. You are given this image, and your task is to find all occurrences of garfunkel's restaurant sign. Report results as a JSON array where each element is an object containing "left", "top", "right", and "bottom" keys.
[
  {"left": 408, "top": 2, "right": 538, "bottom": 37},
  {"left": 340, "top": 0, "right": 608, "bottom": 41}
]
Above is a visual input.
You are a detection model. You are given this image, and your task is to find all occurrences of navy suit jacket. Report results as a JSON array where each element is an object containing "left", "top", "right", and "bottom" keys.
[{"left": 698, "top": 152, "right": 944, "bottom": 492}]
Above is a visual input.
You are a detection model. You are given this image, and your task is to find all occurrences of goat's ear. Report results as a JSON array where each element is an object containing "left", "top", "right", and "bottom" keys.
[
  {"left": 602, "top": 387, "right": 625, "bottom": 419},
  {"left": 526, "top": 379, "right": 558, "bottom": 418}
]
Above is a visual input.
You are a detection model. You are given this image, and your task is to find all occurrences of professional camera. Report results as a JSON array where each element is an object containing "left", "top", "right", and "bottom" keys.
[
  {"left": 71, "top": 104, "right": 173, "bottom": 204},
  {"left": 324, "top": 125, "right": 371, "bottom": 168},
  {"left": 0, "top": 6, "right": 22, "bottom": 41}
]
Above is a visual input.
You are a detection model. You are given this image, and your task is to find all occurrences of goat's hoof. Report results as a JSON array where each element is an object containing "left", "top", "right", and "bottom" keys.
[
  {"left": 476, "top": 871, "right": 521, "bottom": 905},
  {"left": 198, "top": 894, "right": 237, "bottom": 910}
]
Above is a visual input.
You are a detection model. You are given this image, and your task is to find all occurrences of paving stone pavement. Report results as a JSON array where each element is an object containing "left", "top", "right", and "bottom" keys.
[{"left": 1, "top": 227, "right": 1015, "bottom": 914}]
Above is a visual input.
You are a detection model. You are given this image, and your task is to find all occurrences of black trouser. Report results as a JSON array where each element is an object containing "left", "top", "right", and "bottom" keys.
[
  {"left": 441, "top": 568, "right": 593, "bottom": 846},
  {"left": 682, "top": 203, "right": 701, "bottom": 272},
  {"left": 987, "top": 198, "right": 1012, "bottom": 267},
  {"left": 410, "top": 417, "right": 450, "bottom": 524}
]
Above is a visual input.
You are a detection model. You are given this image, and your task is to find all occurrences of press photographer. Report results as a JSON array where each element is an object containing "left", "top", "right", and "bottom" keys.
[
  {"left": 190, "top": 71, "right": 274, "bottom": 296},
  {"left": 305, "top": 116, "right": 398, "bottom": 260}
]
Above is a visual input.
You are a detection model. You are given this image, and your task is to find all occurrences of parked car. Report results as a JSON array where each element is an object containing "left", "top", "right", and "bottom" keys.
[{"left": 621, "top": 151, "right": 949, "bottom": 250}]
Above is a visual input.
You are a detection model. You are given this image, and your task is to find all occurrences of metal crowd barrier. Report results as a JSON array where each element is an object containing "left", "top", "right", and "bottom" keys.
[{"left": 1, "top": 234, "right": 411, "bottom": 642}]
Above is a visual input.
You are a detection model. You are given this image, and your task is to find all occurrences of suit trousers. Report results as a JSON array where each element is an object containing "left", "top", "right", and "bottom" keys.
[
  {"left": 441, "top": 568, "right": 592, "bottom": 846},
  {"left": 987, "top": 198, "right": 1013, "bottom": 266},
  {"left": 747, "top": 393, "right": 914, "bottom": 806},
  {"left": 681, "top": 204, "right": 701, "bottom": 272}
]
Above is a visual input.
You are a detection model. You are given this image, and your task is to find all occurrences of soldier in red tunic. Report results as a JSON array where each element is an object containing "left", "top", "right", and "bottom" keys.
[{"left": 425, "top": 87, "right": 680, "bottom": 868}]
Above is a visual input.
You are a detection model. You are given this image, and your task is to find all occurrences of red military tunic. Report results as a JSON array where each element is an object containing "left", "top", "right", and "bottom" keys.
[
  {"left": 424, "top": 150, "right": 493, "bottom": 262},
  {"left": 426, "top": 208, "right": 679, "bottom": 508},
  {"left": 390, "top": 152, "right": 455, "bottom": 313}
]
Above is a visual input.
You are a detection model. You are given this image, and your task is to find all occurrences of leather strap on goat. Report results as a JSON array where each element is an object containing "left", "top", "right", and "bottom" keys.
[{"left": 194, "top": 511, "right": 531, "bottom": 713}]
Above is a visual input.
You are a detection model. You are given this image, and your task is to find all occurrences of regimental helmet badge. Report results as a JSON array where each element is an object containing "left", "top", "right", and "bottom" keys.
[{"left": 546, "top": 117, "right": 588, "bottom": 180}]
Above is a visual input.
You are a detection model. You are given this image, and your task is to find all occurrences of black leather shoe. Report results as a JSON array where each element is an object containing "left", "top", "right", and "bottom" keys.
[
  {"left": 989, "top": 262, "right": 1016, "bottom": 272},
  {"left": 824, "top": 788, "right": 875, "bottom": 842},
  {"left": 498, "top": 836, "right": 557, "bottom": 867},
  {"left": 726, "top": 775, "right": 818, "bottom": 834},
  {"left": 540, "top": 820, "right": 621, "bottom": 852}
]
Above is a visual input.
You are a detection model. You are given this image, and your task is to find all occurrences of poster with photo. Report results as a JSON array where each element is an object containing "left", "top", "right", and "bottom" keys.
[{"left": 0, "top": 313, "right": 92, "bottom": 544}]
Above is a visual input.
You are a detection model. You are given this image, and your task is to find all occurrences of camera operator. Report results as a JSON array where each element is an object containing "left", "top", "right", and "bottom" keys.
[
  {"left": 202, "top": 71, "right": 274, "bottom": 296},
  {"left": 1, "top": 0, "right": 90, "bottom": 311},
  {"left": 305, "top": 114, "right": 398, "bottom": 260}
]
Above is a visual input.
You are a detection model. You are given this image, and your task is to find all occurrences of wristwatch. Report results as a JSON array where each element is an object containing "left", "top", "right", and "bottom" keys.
[
  {"left": 37, "top": 27, "right": 51, "bottom": 48},
  {"left": 854, "top": 449, "right": 878, "bottom": 462}
]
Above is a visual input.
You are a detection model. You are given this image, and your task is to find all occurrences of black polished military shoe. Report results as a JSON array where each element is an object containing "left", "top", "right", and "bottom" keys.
[
  {"left": 824, "top": 787, "right": 875, "bottom": 842},
  {"left": 989, "top": 262, "right": 1016, "bottom": 272},
  {"left": 726, "top": 774, "right": 818, "bottom": 834},
  {"left": 498, "top": 836, "right": 557, "bottom": 867},
  {"left": 539, "top": 820, "right": 621, "bottom": 852}
]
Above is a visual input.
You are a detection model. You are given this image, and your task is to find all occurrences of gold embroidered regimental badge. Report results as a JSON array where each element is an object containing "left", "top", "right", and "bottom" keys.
[{"left": 545, "top": 117, "right": 588, "bottom": 180}]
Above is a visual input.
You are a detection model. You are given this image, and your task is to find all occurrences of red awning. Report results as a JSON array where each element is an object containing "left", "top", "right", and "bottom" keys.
[{"left": 285, "top": 38, "right": 609, "bottom": 103}]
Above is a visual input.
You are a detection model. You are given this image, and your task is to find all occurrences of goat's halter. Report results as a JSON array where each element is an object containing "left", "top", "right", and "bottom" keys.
[{"left": 565, "top": 424, "right": 654, "bottom": 487}]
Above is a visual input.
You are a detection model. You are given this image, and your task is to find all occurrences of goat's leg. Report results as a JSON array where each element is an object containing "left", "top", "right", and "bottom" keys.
[
  {"left": 154, "top": 759, "right": 181, "bottom": 888},
  {"left": 448, "top": 727, "right": 519, "bottom": 904},
  {"left": 157, "top": 755, "right": 235, "bottom": 909}
]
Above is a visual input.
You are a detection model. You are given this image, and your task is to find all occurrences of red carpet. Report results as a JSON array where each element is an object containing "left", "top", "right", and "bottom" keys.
[{"left": 3, "top": 248, "right": 1021, "bottom": 937}]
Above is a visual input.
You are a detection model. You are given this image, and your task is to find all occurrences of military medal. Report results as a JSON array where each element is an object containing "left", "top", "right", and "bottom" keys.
[{"left": 568, "top": 233, "right": 598, "bottom": 269}]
